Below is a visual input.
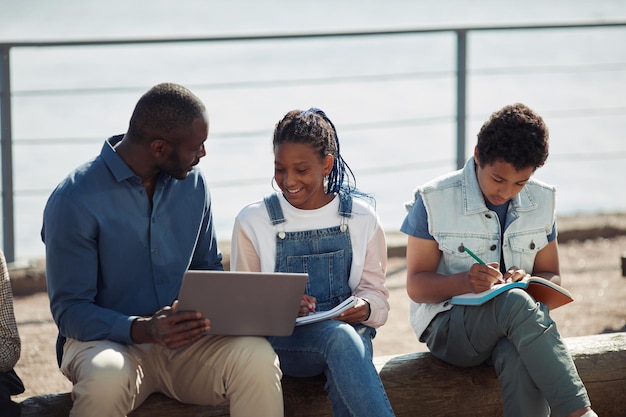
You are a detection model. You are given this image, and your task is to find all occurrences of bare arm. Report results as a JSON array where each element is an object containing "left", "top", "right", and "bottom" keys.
[
  {"left": 531, "top": 239, "right": 561, "bottom": 285},
  {"left": 406, "top": 236, "right": 503, "bottom": 303}
]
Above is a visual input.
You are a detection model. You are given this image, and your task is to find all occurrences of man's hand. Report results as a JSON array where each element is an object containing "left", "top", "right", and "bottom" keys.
[{"left": 131, "top": 301, "right": 211, "bottom": 349}]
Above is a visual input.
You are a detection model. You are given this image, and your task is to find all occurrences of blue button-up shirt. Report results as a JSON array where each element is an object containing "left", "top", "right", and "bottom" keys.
[{"left": 41, "top": 135, "right": 223, "bottom": 362}]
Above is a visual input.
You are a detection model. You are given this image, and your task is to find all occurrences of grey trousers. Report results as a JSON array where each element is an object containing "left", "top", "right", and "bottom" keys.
[{"left": 422, "top": 288, "right": 590, "bottom": 417}]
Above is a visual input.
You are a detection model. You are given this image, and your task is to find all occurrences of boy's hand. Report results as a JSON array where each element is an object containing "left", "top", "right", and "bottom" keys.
[
  {"left": 503, "top": 266, "right": 529, "bottom": 283},
  {"left": 466, "top": 262, "right": 503, "bottom": 292}
]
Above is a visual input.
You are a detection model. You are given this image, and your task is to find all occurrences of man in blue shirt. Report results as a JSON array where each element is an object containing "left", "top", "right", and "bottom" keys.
[{"left": 41, "top": 83, "right": 283, "bottom": 417}]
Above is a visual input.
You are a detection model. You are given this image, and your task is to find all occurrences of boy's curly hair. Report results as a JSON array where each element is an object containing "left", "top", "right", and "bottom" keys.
[{"left": 476, "top": 103, "right": 549, "bottom": 171}]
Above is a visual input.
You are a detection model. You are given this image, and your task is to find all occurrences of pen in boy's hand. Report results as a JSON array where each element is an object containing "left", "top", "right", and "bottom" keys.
[
  {"left": 462, "top": 245, "right": 505, "bottom": 283},
  {"left": 461, "top": 246, "right": 485, "bottom": 265}
]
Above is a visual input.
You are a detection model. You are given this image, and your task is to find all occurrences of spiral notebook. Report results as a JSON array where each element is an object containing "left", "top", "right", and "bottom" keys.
[{"left": 177, "top": 270, "right": 308, "bottom": 336}]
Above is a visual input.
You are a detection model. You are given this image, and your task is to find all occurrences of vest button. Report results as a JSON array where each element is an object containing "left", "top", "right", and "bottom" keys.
[
  {"left": 278, "top": 232, "right": 286, "bottom": 239},
  {"left": 490, "top": 245, "right": 497, "bottom": 251}
]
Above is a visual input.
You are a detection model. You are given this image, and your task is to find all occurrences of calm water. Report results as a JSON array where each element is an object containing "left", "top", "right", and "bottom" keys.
[{"left": 1, "top": 0, "right": 626, "bottom": 261}]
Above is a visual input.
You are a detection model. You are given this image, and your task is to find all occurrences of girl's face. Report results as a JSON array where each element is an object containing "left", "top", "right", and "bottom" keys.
[
  {"left": 474, "top": 151, "right": 534, "bottom": 206},
  {"left": 274, "top": 141, "right": 334, "bottom": 210}
]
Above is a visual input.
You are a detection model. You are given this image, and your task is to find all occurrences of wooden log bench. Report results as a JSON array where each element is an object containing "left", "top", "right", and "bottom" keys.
[{"left": 20, "top": 332, "right": 626, "bottom": 417}]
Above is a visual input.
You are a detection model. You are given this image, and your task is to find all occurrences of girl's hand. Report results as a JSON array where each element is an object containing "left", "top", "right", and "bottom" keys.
[
  {"left": 299, "top": 295, "right": 317, "bottom": 317},
  {"left": 336, "top": 297, "right": 370, "bottom": 324}
]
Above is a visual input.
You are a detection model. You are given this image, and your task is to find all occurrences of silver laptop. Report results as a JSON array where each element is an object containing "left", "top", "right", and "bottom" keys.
[{"left": 177, "top": 270, "right": 308, "bottom": 336}]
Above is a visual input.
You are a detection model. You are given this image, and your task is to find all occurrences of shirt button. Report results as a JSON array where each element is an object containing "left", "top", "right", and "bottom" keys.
[{"left": 490, "top": 245, "right": 497, "bottom": 251}]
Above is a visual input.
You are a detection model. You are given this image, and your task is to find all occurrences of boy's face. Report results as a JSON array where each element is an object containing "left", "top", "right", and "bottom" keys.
[{"left": 474, "top": 155, "right": 535, "bottom": 206}]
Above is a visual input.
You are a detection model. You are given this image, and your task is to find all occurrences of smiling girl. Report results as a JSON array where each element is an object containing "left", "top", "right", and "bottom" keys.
[{"left": 231, "top": 108, "right": 395, "bottom": 417}]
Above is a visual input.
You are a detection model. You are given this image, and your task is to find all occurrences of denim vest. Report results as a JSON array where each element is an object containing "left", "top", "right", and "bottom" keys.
[
  {"left": 408, "top": 158, "right": 556, "bottom": 338},
  {"left": 264, "top": 193, "right": 353, "bottom": 312}
]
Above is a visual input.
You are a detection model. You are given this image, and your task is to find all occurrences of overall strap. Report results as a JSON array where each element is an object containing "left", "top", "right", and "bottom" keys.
[
  {"left": 263, "top": 193, "right": 286, "bottom": 225},
  {"left": 338, "top": 192, "right": 353, "bottom": 218}
]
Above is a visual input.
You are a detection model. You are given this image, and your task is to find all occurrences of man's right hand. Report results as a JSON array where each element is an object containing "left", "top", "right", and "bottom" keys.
[{"left": 131, "top": 301, "right": 211, "bottom": 349}]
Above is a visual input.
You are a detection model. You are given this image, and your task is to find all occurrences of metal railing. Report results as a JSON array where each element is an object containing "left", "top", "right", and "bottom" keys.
[{"left": 2, "top": 19, "right": 626, "bottom": 262}]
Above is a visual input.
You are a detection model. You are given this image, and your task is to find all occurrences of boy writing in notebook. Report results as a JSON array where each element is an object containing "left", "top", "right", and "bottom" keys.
[{"left": 401, "top": 103, "right": 596, "bottom": 417}]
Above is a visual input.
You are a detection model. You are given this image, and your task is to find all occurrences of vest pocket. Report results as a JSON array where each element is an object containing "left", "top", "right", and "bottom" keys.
[
  {"left": 438, "top": 235, "right": 493, "bottom": 272},
  {"left": 506, "top": 229, "right": 548, "bottom": 270}
]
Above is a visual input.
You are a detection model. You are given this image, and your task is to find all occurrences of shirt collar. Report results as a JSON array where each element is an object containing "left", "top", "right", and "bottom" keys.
[
  {"left": 101, "top": 135, "right": 172, "bottom": 185},
  {"left": 101, "top": 135, "right": 136, "bottom": 183}
]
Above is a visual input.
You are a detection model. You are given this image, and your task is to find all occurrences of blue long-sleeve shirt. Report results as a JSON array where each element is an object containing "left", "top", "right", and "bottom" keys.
[{"left": 41, "top": 135, "right": 223, "bottom": 363}]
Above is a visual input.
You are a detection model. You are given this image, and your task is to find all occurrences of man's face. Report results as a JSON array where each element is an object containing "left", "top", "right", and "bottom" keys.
[{"left": 160, "top": 116, "right": 208, "bottom": 180}]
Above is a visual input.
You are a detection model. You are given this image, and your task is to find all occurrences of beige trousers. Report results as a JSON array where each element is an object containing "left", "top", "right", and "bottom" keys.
[{"left": 61, "top": 335, "right": 283, "bottom": 417}]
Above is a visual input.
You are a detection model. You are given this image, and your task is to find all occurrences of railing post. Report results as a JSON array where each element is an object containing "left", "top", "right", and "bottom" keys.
[
  {"left": 455, "top": 30, "right": 467, "bottom": 170},
  {"left": 0, "top": 45, "right": 15, "bottom": 263}
]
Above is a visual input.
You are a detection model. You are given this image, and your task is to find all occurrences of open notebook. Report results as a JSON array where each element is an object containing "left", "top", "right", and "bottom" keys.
[{"left": 177, "top": 270, "right": 308, "bottom": 336}]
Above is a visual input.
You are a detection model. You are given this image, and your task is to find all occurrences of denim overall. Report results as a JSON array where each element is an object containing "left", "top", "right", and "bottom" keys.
[
  {"left": 264, "top": 193, "right": 395, "bottom": 417},
  {"left": 265, "top": 192, "right": 353, "bottom": 310}
]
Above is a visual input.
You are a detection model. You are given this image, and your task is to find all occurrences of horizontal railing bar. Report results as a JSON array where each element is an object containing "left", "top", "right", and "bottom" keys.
[
  {"left": 13, "top": 106, "right": 626, "bottom": 146},
  {"left": 3, "top": 20, "right": 626, "bottom": 49},
  {"left": 11, "top": 70, "right": 454, "bottom": 97},
  {"left": 13, "top": 151, "right": 626, "bottom": 197},
  {"left": 11, "top": 61, "right": 626, "bottom": 97}
]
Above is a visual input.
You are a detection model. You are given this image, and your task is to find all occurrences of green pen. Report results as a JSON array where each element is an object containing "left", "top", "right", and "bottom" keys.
[
  {"left": 462, "top": 245, "right": 506, "bottom": 283},
  {"left": 462, "top": 246, "right": 486, "bottom": 265}
]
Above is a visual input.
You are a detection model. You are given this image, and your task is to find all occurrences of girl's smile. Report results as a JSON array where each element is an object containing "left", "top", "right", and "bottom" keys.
[{"left": 274, "top": 141, "right": 334, "bottom": 210}]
